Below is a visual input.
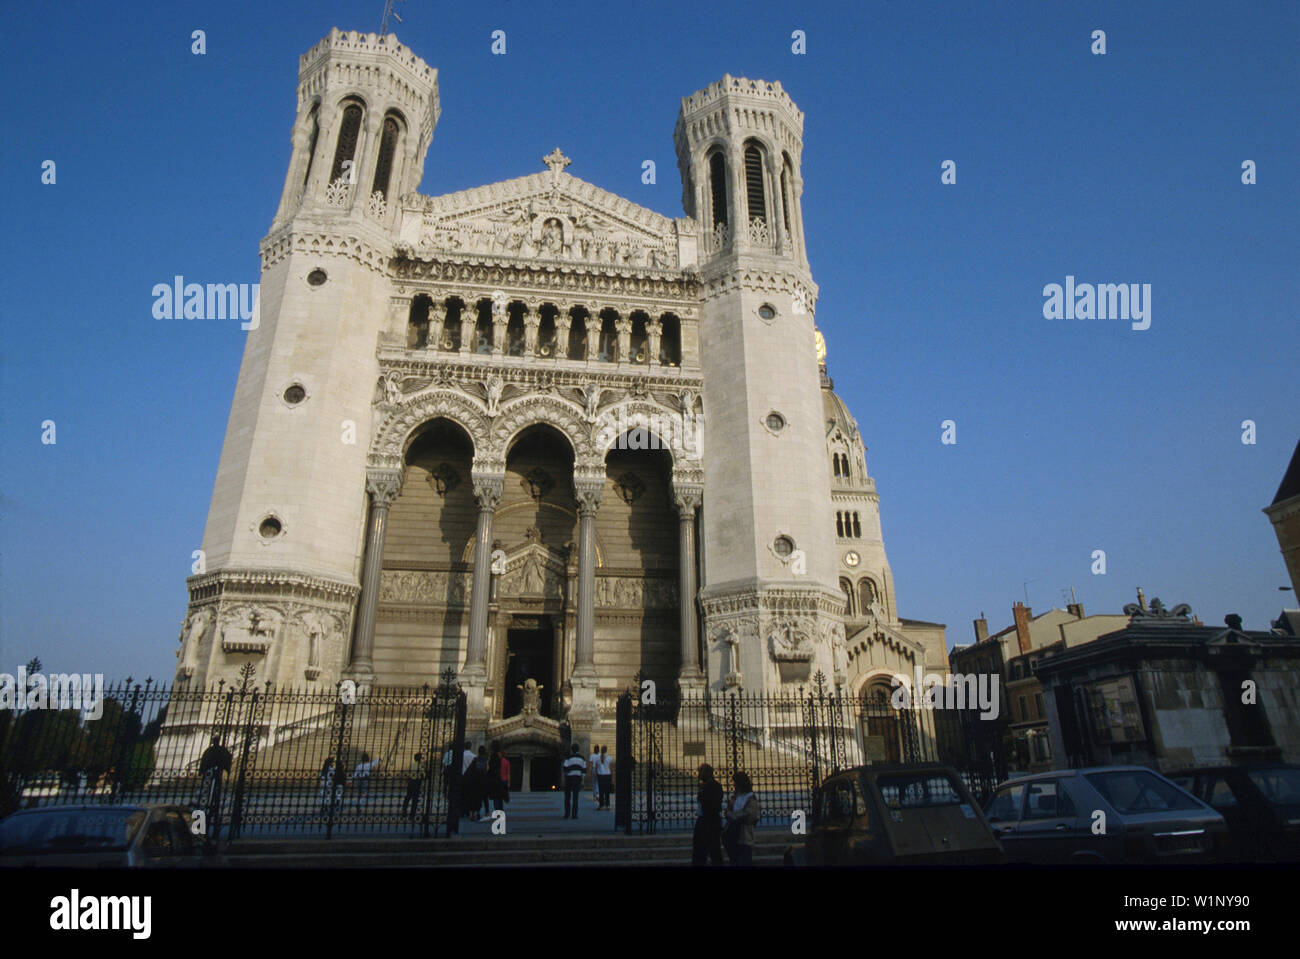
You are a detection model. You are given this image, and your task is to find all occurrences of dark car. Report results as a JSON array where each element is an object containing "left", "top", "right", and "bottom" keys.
[
  {"left": 786, "top": 763, "right": 1005, "bottom": 866},
  {"left": 1168, "top": 764, "right": 1300, "bottom": 862},
  {"left": 984, "top": 766, "right": 1226, "bottom": 865},
  {"left": 0, "top": 805, "right": 209, "bottom": 868}
]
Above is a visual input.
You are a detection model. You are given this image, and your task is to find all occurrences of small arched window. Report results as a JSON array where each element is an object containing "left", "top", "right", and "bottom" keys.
[
  {"left": 852, "top": 513, "right": 862, "bottom": 538},
  {"left": 302, "top": 104, "right": 320, "bottom": 188},
  {"left": 861, "top": 578, "right": 879, "bottom": 611},
  {"left": 330, "top": 103, "right": 364, "bottom": 184},
  {"left": 840, "top": 577, "right": 857, "bottom": 617},
  {"left": 708, "top": 151, "right": 728, "bottom": 229},
  {"left": 836, "top": 512, "right": 845, "bottom": 538},
  {"left": 781, "top": 153, "right": 795, "bottom": 237},
  {"left": 372, "top": 116, "right": 401, "bottom": 199},
  {"left": 407, "top": 294, "right": 431, "bottom": 349},
  {"left": 744, "top": 142, "right": 767, "bottom": 224}
]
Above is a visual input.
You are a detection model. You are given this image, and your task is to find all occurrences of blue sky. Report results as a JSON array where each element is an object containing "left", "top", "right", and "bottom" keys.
[{"left": 2, "top": 0, "right": 1297, "bottom": 680}]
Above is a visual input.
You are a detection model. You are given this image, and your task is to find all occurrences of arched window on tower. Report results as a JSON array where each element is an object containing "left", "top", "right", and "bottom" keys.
[
  {"left": 744, "top": 141, "right": 768, "bottom": 226},
  {"left": 302, "top": 103, "right": 320, "bottom": 188},
  {"left": 853, "top": 513, "right": 862, "bottom": 538},
  {"left": 708, "top": 151, "right": 728, "bottom": 230},
  {"left": 860, "top": 578, "right": 879, "bottom": 613},
  {"left": 781, "top": 153, "right": 796, "bottom": 243},
  {"left": 330, "top": 102, "right": 364, "bottom": 185},
  {"left": 567, "top": 309, "right": 588, "bottom": 360},
  {"left": 371, "top": 115, "right": 402, "bottom": 200},
  {"left": 630, "top": 312, "right": 649, "bottom": 364},
  {"left": 836, "top": 512, "right": 845, "bottom": 538},
  {"left": 840, "top": 577, "right": 857, "bottom": 617}
]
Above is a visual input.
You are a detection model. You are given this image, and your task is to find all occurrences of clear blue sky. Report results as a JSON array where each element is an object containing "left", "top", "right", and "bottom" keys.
[{"left": 2, "top": 0, "right": 1297, "bottom": 681}]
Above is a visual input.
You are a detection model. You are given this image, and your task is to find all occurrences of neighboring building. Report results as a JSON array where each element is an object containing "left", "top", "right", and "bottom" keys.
[
  {"left": 172, "top": 28, "right": 944, "bottom": 766},
  {"left": 1264, "top": 438, "right": 1300, "bottom": 595},
  {"left": 1038, "top": 603, "right": 1300, "bottom": 774},
  {"left": 950, "top": 602, "right": 1128, "bottom": 774}
]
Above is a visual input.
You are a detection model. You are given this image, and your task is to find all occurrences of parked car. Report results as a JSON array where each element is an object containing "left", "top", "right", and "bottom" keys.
[
  {"left": 785, "top": 763, "right": 1005, "bottom": 865},
  {"left": 984, "top": 766, "right": 1226, "bottom": 864},
  {"left": 1168, "top": 763, "right": 1300, "bottom": 862},
  {"left": 0, "top": 804, "right": 211, "bottom": 868}
]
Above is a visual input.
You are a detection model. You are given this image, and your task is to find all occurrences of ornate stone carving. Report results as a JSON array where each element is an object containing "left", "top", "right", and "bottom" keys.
[
  {"left": 767, "top": 618, "right": 816, "bottom": 663},
  {"left": 594, "top": 576, "right": 678, "bottom": 609},
  {"left": 673, "top": 486, "right": 702, "bottom": 516},
  {"left": 366, "top": 469, "right": 403, "bottom": 507},
  {"left": 483, "top": 375, "right": 504, "bottom": 416},
  {"left": 220, "top": 605, "right": 282, "bottom": 654},
  {"left": 574, "top": 483, "right": 603, "bottom": 516},
  {"left": 612, "top": 472, "right": 645, "bottom": 505},
  {"left": 521, "top": 467, "right": 554, "bottom": 502},
  {"left": 518, "top": 677, "right": 544, "bottom": 716},
  {"left": 426, "top": 462, "right": 460, "bottom": 496},
  {"left": 473, "top": 476, "right": 504, "bottom": 511},
  {"left": 1123, "top": 598, "right": 1192, "bottom": 621},
  {"left": 378, "top": 569, "right": 470, "bottom": 606},
  {"left": 582, "top": 383, "right": 603, "bottom": 423}
]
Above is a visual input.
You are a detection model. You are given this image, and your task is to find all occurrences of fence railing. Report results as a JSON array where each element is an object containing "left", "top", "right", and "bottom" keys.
[{"left": 0, "top": 671, "right": 467, "bottom": 842}]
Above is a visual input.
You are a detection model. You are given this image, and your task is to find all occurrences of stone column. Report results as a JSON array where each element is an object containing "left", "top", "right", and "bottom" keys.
[
  {"left": 523, "top": 303, "right": 540, "bottom": 355},
  {"left": 673, "top": 486, "right": 705, "bottom": 696},
  {"left": 305, "top": 101, "right": 339, "bottom": 201},
  {"left": 728, "top": 138, "right": 747, "bottom": 252},
  {"left": 646, "top": 317, "right": 663, "bottom": 368},
  {"left": 352, "top": 112, "right": 384, "bottom": 216},
  {"left": 460, "top": 302, "right": 476, "bottom": 354},
  {"left": 766, "top": 156, "right": 786, "bottom": 254},
  {"left": 569, "top": 479, "right": 603, "bottom": 723},
  {"left": 465, "top": 476, "right": 502, "bottom": 680},
  {"left": 614, "top": 315, "right": 631, "bottom": 365},
  {"left": 347, "top": 469, "right": 403, "bottom": 680},
  {"left": 463, "top": 475, "right": 502, "bottom": 721},
  {"left": 427, "top": 301, "right": 445, "bottom": 352}
]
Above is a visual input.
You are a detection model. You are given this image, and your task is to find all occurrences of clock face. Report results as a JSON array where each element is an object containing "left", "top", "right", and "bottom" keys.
[{"left": 844, "top": 551, "right": 860, "bottom": 568}]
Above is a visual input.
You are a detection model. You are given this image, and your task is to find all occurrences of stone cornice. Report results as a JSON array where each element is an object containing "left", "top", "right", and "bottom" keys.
[
  {"left": 260, "top": 227, "right": 393, "bottom": 275},
  {"left": 186, "top": 568, "right": 360, "bottom": 604},
  {"left": 696, "top": 261, "right": 817, "bottom": 308}
]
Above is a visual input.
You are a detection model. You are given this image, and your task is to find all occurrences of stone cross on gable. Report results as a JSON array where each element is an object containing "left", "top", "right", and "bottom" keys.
[
  {"left": 543, "top": 148, "right": 571, "bottom": 174},
  {"left": 543, "top": 148, "right": 570, "bottom": 195}
]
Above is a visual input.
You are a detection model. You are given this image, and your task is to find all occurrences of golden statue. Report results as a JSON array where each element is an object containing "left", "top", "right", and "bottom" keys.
[{"left": 814, "top": 327, "right": 826, "bottom": 365}]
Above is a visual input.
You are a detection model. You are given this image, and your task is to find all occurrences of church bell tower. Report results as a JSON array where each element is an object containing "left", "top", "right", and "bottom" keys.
[
  {"left": 177, "top": 30, "right": 440, "bottom": 690},
  {"left": 675, "top": 76, "right": 844, "bottom": 695}
]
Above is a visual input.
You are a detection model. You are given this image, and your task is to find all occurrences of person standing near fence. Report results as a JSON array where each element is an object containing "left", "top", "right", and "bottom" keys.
[
  {"left": 353, "top": 752, "right": 381, "bottom": 812},
  {"left": 402, "top": 752, "right": 426, "bottom": 820},
  {"left": 595, "top": 745, "right": 613, "bottom": 810},
  {"left": 562, "top": 744, "right": 586, "bottom": 819},
  {"left": 692, "top": 763, "right": 724, "bottom": 866},
  {"left": 723, "top": 771, "right": 760, "bottom": 867},
  {"left": 198, "top": 737, "right": 232, "bottom": 844}
]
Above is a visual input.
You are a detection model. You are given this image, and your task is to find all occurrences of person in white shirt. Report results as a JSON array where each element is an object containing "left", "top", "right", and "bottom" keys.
[
  {"left": 563, "top": 744, "right": 588, "bottom": 819},
  {"left": 589, "top": 746, "right": 601, "bottom": 806},
  {"left": 595, "top": 745, "right": 614, "bottom": 809},
  {"left": 352, "top": 752, "right": 381, "bottom": 811}
]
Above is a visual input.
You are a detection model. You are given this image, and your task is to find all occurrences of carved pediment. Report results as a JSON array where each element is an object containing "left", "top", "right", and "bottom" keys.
[
  {"left": 402, "top": 165, "right": 682, "bottom": 270},
  {"left": 497, "top": 543, "right": 567, "bottom": 601}
]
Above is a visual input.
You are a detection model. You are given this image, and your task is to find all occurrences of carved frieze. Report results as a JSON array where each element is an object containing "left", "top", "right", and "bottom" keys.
[{"left": 378, "top": 569, "right": 470, "bottom": 606}]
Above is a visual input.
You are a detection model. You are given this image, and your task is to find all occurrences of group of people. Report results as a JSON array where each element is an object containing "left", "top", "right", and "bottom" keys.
[
  {"left": 445, "top": 740, "right": 511, "bottom": 821},
  {"left": 317, "top": 752, "right": 382, "bottom": 814},
  {"left": 560, "top": 743, "right": 614, "bottom": 818},
  {"left": 692, "top": 764, "right": 760, "bottom": 867}
]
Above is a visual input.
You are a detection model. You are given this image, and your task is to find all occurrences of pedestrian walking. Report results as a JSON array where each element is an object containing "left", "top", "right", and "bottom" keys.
[
  {"left": 595, "top": 745, "right": 613, "bottom": 810},
  {"left": 402, "top": 752, "right": 426, "bottom": 819},
  {"left": 488, "top": 742, "right": 510, "bottom": 812},
  {"left": 691, "top": 763, "right": 724, "bottom": 866},
  {"left": 562, "top": 744, "right": 586, "bottom": 819},
  {"left": 477, "top": 746, "right": 492, "bottom": 819},
  {"left": 353, "top": 752, "right": 381, "bottom": 811},
  {"left": 589, "top": 744, "right": 601, "bottom": 807},
  {"left": 723, "top": 771, "right": 760, "bottom": 867}
]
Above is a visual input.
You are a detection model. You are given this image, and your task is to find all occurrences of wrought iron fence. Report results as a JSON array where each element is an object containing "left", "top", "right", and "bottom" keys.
[
  {"left": 614, "top": 680, "right": 1009, "bottom": 832},
  {"left": 0, "top": 666, "right": 466, "bottom": 842}
]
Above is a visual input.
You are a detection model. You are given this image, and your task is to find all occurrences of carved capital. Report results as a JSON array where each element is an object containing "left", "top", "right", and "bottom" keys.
[
  {"left": 614, "top": 317, "right": 632, "bottom": 335},
  {"left": 473, "top": 475, "right": 505, "bottom": 511},
  {"left": 366, "top": 469, "right": 403, "bottom": 507},
  {"left": 574, "top": 482, "right": 603, "bottom": 516},
  {"left": 673, "top": 486, "right": 703, "bottom": 517}
]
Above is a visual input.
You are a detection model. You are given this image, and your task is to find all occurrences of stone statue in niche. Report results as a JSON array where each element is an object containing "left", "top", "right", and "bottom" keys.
[
  {"left": 582, "top": 384, "right": 602, "bottom": 423},
  {"left": 519, "top": 553, "right": 545, "bottom": 595},
  {"left": 540, "top": 218, "right": 564, "bottom": 256}
]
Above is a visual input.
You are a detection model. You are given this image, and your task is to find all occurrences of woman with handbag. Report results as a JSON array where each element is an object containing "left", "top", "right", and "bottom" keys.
[{"left": 722, "top": 771, "right": 760, "bottom": 867}]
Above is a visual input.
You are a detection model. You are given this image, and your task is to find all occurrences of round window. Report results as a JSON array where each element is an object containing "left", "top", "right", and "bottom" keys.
[
  {"left": 758, "top": 303, "right": 777, "bottom": 321},
  {"left": 765, "top": 412, "right": 786, "bottom": 432},
  {"left": 773, "top": 535, "right": 795, "bottom": 557},
  {"left": 259, "top": 517, "right": 283, "bottom": 539},
  {"left": 284, "top": 384, "right": 306, "bottom": 405},
  {"left": 307, "top": 269, "right": 328, "bottom": 286}
]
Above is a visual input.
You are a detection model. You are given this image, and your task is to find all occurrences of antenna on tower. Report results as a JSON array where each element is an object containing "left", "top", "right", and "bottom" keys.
[{"left": 381, "top": 0, "right": 406, "bottom": 36}]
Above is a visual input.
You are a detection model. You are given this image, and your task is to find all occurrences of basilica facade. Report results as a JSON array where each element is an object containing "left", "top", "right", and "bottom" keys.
[{"left": 175, "top": 28, "right": 948, "bottom": 748}]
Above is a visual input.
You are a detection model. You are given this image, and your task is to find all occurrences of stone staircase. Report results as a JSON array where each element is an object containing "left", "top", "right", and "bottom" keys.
[{"left": 221, "top": 790, "right": 790, "bottom": 868}]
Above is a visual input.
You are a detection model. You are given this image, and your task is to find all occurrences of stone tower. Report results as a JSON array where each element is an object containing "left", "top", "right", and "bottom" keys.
[
  {"left": 674, "top": 76, "right": 845, "bottom": 695},
  {"left": 178, "top": 30, "right": 440, "bottom": 689}
]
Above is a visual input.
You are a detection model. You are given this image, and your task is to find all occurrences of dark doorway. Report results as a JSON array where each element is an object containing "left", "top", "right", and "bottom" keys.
[
  {"left": 503, "top": 627, "right": 554, "bottom": 717},
  {"left": 530, "top": 756, "right": 559, "bottom": 792}
]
